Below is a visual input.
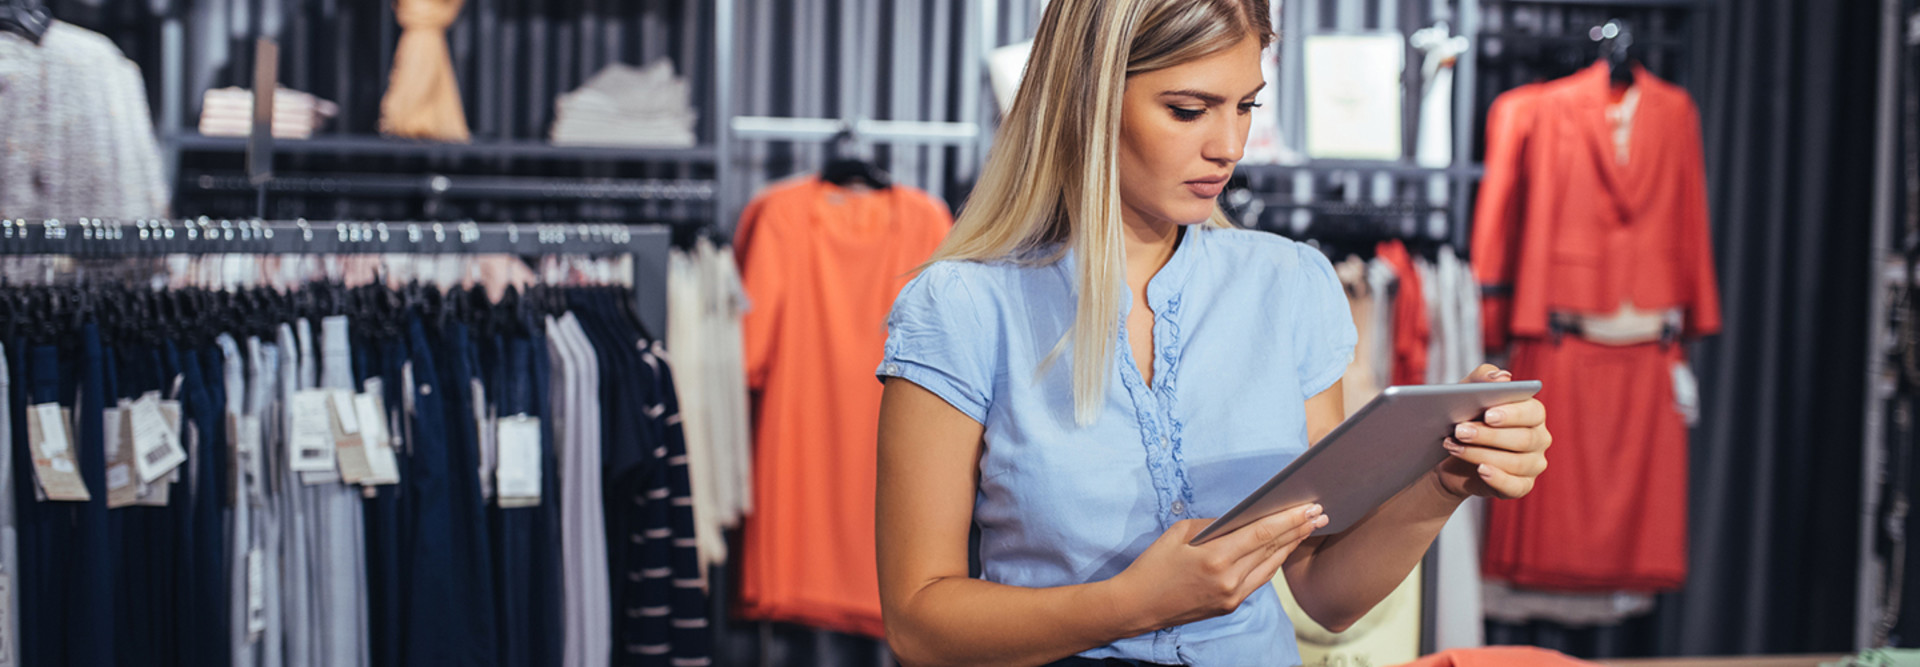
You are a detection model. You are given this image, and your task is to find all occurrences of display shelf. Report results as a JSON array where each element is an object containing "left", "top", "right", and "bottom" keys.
[{"left": 171, "top": 132, "right": 719, "bottom": 164}]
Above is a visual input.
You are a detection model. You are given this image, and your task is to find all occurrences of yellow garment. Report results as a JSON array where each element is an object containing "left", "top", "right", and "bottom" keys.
[{"left": 379, "top": 0, "right": 470, "bottom": 142}]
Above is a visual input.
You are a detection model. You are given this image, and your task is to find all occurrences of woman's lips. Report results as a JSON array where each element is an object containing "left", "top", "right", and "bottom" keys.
[{"left": 1185, "top": 177, "right": 1228, "bottom": 198}]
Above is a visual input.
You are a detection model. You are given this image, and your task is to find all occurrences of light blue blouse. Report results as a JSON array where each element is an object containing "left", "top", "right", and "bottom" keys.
[{"left": 877, "top": 224, "right": 1358, "bottom": 666}]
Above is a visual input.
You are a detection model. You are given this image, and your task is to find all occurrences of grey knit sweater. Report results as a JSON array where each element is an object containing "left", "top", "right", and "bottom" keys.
[{"left": 0, "top": 21, "right": 169, "bottom": 219}]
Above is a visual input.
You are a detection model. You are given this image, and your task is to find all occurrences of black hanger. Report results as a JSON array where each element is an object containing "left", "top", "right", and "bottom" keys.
[
  {"left": 0, "top": 0, "right": 50, "bottom": 44},
  {"left": 1596, "top": 19, "right": 1636, "bottom": 86},
  {"left": 0, "top": 281, "right": 16, "bottom": 344},
  {"left": 820, "top": 128, "right": 892, "bottom": 190}
]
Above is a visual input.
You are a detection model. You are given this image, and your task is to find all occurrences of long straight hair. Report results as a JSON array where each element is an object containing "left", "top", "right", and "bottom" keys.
[{"left": 928, "top": 0, "right": 1274, "bottom": 425}]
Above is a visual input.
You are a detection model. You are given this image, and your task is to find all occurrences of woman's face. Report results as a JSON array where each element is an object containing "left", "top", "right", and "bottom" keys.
[{"left": 1116, "top": 36, "right": 1266, "bottom": 230}]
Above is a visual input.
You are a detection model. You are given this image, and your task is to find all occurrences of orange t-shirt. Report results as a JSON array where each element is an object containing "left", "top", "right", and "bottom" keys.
[
  {"left": 733, "top": 176, "right": 951, "bottom": 637},
  {"left": 1396, "top": 647, "right": 1600, "bottom": 667}
]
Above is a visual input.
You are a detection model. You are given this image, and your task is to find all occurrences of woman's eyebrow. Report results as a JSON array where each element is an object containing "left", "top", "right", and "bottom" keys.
[
  {"left": 1159, "top": 89, "right": 1228, "bottom": 105},
  {"left": 1159, "top": 83, "right": 1267, "bottom": 104}
]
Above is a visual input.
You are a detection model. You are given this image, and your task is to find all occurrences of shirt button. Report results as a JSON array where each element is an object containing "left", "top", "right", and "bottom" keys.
[
  {"left": 884, "top": 363, "right": 901, "bottom": 375},
  {"left": 1171, "top": 500, "right": 1187, "bottom": 515},
  {"left": 1158, "top": 434, "right": 1170, "bottom": 450}
]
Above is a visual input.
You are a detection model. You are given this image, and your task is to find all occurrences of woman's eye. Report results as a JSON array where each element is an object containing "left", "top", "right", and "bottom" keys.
[
  {"left": 1169, "top": 106, "right": 1205, "bottom": 122},
  {"left": 1238, "top": 102, "right": 1263, "bottom": 114}
]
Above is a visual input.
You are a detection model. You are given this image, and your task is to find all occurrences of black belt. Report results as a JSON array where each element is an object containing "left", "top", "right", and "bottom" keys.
[{"left": 1547, "top": 312, "right": 1679, "bottom": 348}]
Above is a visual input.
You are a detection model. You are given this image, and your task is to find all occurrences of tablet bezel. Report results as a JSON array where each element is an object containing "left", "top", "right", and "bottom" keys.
[{"left": 1187, "top": 380, "right": 1543, "bottom": 546}]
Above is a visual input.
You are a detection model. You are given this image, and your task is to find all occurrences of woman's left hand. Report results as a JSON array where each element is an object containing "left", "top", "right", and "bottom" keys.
[{"left": 1436, "top": 364, "right": 1551, "bottom": 500}]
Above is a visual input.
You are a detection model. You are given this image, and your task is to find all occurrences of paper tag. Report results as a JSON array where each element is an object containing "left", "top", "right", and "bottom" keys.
[
  {"left": 355, "top": 393, "right": 400, "bottom": 485},
  {"left": 331, "top": 389, "right": 360, "bottom": 435},
  {"left": 397, "top": 367, "right": 417, "bottom": 456},
  {"left": 27, "top": 403, "right": 89, "bottom": 502},
  {"left": 0, "top": 571, "right": 12, "bottom": 664},
  {"left": 333, "top": 418, "right": 372, "bottom": 485},
  {"left": 106, "top": 406, "right": 139, "bottom": 509},
  {"left": 224, "top": 413, "right": 241, "bottom": 505},
  {"left": 133, "top": 403, "right": 182, "bottom": 507},
  {"left": 495, "top": 415, "right": 541, "bottom": 507},
  {"left": 473, "top": 380, "right": 493, "bottom": 500},
  {"left": 238, "top": 414, "right": 263, "bottom": 504},
  {"left": 289, "top": 390, "right": 337, "bottom": 473},
  {"left": 228, "top": 412, "right": 265, "bottom": 506},
  {"left": 33, "top": 403, "right": 68, "bottom": 459},
  {"left": 300, "top": 470, "right": 342, "bottom": 485},
  {"left": 130, "top": 392, "right": 187, "bottom": 484},
  {"left": 1672, "top": 361, "right": 1700, "bottom": 426},
  {"left": 245, "top": 548, "right": 266, "bottom": 638}
]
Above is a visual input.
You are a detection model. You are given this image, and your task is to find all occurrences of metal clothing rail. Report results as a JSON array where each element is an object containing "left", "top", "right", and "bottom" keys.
[
  {"left": 728, "top": 116, "right": 982, "bottom": 145},
  {"left": 183, "top": 173, "right": 716, "bottom": 203},
  {"left": 0, "top": 219, "right": 674, "bottom": 336}
]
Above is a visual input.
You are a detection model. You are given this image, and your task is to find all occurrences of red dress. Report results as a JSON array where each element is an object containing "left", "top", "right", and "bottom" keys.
[{"left": 1473, "top": 63, "right": 1721, "bottom": 592}]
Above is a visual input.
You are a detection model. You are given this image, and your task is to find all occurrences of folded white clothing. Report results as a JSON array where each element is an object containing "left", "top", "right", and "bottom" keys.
[
  {"left": 550, "top": 60, "right": 700, "bottom": 145},
  {"left": 198, "top": 86, "right": 338, "bottom": 138}
]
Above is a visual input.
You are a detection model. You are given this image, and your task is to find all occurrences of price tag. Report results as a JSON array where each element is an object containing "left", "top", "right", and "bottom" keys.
[
  {"left": 0, "top": 571, "right": 12, "bottom": 665},
  {"left": 355, "top": 393, "right": 400, "bottom": 485},
  {"left": 130, "top": 392, "right": 186, "bottom": 484},
  {"left": 333, "top": 414, "right": 371, "bottom": 485},
  {"left": 105, "top": 405, "right": 139, "bottom": 509},
  {"left": 495, "top": 415, "right": 541, "bottom": 507},
  {"left": 133, "top": 403, "right": 181, "bottom": 507},
  {"left": 472, "top": 380, "right": 493, "bottom": 499},
  {"left": 331, "top": 389, "right": 360, "bottom": 435},
  {"left": 33, "top": 404, "right": 67, "bottom": 459},
  {"left": 288, "top": 390, "right": 337, "bottom": 473},
  {"left": 236, "top": 414, "right": 264, "bottom": 505},
  {"left": 27, "top": 403, "right": 88, "bottom": 502},
  {"left": 245, "top": 548, "right": 266, "bottom": 638}
]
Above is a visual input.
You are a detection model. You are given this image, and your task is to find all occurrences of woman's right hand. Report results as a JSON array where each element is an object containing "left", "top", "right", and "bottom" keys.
[{"left": 1107, "top": 504, "right": 1329, "bottom": 631}]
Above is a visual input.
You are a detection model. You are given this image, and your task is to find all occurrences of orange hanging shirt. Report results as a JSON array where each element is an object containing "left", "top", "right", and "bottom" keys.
[{"left": 733, "top": 176, "right": 951, "bottom": 637}]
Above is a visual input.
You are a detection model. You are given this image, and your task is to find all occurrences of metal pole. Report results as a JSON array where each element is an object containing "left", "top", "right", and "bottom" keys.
[
  {"left": 715, "top": 0, "right": 735, "bottom": 233},
  {"left": 1450, "top": 0, "right": 1481, "bottom": 252},
  {"left": 961, "top": 0, "right": 988, "bottom": 178},
  {"left": 1860, "top": 0, "right": 1904, "bottom": 651}
]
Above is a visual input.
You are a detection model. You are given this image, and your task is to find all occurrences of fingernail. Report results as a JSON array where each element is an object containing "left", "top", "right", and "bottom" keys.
[
  {"left": 1493, "top": 370, "right": 1513, "bottom": 381},
  {"left": 1305, "top": 504, "right": 1323, "bottom": 518},
  {"left": 1444, "top": 439, "right": 1464, "bottom": 453},
  {"left": 1313, "top": 515, "right": 1330, "bottom": 527},
  {"left": 1456, "top": 423, "right": 1478, "bottom": 439},
  {"left": 1478, "top": 464, "right": 1494, "bottom": 476},
  {"left": 1485, "top": 409, "right": 1505, "bottom": 425}
]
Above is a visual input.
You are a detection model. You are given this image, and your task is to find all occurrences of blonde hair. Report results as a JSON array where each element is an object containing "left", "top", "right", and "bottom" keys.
[{"left": 929, "top": 0, "right": 1274, "bottom": 425}]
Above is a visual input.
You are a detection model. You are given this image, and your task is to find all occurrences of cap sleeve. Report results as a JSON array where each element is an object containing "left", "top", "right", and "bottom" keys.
[
  {"left": 877, "top": 262, "right": 995, "bottom": 424},
  {"left": 1292, "top": 243, "right": 1359, "bottom": 399}
]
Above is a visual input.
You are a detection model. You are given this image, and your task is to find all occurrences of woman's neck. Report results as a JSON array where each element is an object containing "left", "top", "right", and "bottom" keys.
[{"left": 1121, "top": 214, "right": 1182, "bottom": 286}]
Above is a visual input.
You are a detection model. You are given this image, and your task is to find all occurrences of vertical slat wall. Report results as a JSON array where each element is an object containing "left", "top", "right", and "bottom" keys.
[{"left": 722, "top": 0, "right": 1008, "bottom": 221}]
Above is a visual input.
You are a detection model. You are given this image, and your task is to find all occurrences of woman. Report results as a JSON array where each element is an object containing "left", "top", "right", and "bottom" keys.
[{"left": 874, "top": 1, "right": 1552, "bottom": 665}]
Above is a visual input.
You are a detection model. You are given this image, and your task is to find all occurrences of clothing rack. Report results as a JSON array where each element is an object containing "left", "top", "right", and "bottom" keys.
[
  {"left": 182, "top": 173, "right": 715, "bottom": 204},
  {"left": 1247, "top": 0, "right": 1718, "bottom": 655},
  {"left": 0, "top": 219, "right": 673, "bottom": 336}
]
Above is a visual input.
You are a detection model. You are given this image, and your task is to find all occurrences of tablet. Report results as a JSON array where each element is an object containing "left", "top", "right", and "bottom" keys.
[{"left": 1188, "top": 381, "right": 1543, "bottom": 546}]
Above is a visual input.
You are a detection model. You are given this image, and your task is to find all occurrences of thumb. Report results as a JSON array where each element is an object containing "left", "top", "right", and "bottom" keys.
[{"left": 1465, "top": 364, "right": 1513, "bottom": 384}]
